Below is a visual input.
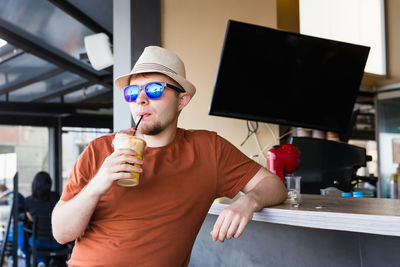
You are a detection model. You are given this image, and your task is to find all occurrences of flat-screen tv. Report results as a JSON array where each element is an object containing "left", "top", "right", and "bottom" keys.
[{"left": 209, "top": 20, "right": 370, "bottom": 133}]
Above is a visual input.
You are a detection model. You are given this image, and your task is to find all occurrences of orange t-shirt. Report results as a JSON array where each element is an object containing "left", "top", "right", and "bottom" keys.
[{"left": 61, "top": 128, "right": 261, "bottom": 267}]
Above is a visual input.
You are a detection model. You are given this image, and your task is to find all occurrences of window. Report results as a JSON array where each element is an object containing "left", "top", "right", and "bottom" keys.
[
  {"left": 299, "top": 0, "right": 386, "bottom": 75},
  {"left": 0, "top": 125, "right": 49, "bottom": 196},
  {"left": 62, "top": 127, "right": 111, "bottom": 188}
]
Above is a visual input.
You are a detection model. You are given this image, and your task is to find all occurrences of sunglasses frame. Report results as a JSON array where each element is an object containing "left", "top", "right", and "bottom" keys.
[{"left": 123, "top": 82, "right": 185, "bottom": 102}]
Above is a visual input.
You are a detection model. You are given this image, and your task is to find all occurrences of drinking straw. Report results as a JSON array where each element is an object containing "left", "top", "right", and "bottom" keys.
[{"left": 133, "top": 115, "right": 143, "bottom": 136}]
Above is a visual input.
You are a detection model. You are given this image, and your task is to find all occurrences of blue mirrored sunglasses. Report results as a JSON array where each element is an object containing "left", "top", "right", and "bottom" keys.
[{"left": 123, "top": 82, "right": 185, "bottom": 102}]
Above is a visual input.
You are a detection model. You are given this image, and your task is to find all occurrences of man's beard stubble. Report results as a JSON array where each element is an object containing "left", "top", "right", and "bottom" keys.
[{"left": 138, "top": 122, "right": 164, "bottom": 135}]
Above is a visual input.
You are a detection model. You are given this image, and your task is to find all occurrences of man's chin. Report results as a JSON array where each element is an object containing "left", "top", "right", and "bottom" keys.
[{"left": 140, "top": 125, "right": 163, "bottom": 136}]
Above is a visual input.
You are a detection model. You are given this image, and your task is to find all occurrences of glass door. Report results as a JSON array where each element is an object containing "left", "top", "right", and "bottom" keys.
[{"left": 376, "top": 89, "right": 400, "bottom": 198}]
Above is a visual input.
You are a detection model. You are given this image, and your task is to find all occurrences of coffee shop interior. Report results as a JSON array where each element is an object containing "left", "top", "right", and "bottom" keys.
[{"left": 0, "top": 0, "right": 400, "bottom": 266}]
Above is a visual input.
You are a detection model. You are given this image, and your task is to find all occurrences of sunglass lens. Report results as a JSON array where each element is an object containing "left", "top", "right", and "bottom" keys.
[
  {"left": 124, "top": 86, "right": 140, "bottom": 102},
  {"left": 145, "top": 83, "right": 164, "bottom": 99}
]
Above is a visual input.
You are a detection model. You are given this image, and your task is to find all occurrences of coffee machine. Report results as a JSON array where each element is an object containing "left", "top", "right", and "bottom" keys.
[
  {"left": 266, "top": 144, "right": 301, "bottom": 182},
  {"left": 288, "top": 136, "right": 372, "bottom": 194}
]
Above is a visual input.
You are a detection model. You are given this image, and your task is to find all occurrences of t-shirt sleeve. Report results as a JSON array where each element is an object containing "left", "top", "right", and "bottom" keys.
[
  {"left": 60, "top": 141, "right": 103, "bottom": 201},
  {"left": 215, "top": 135, "right": 262, "bottom": 198}
]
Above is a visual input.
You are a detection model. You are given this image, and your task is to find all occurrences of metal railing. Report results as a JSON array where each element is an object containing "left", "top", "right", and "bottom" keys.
[{"left": 0, "top": 172, "right": 19, "bottom": 267}]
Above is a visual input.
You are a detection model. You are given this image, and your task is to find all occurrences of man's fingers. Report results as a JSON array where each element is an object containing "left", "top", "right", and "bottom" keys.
[
  {"left": 113, "top": 148, "right": 137, "bottom": 156},
  {"left": 233, "top": 217, "right": 249, "bottom": 239},
  {"left": 111, "top": 171, "right": 135, "bottom": 181},
  {"left": 210, "top": 215, "right": 225, "bottom": 241},
  {"left": 113, "top": 163, "right": 142, "bottom": 174},
  {"left": 218, "top": 215, "right": 231, "bottom": 242},
  {"left": 114, "top": 154, "right": 143, "bottom": 165},
  {"left": 226, "top": 215, "right": 241, "bottom": 240},
  {"left": 217, "top": 209, "right": 238, "bottom": 242},
  {"left": 211, "top": 203, "right": 254, "bottom": 242}
]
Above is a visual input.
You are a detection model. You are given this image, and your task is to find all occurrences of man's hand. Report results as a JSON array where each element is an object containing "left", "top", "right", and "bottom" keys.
[
  {"left": 210, "top": 195, "right": 255, "bottom": 242},
  {"left": 52, "top": 148, "right": 144, "bottom": 244},
  {"left": 88, "top": 148, "right": 143, "bottom": 196},
  {"left": 210, "top": 168, "right": 287, "bottom": 243}
]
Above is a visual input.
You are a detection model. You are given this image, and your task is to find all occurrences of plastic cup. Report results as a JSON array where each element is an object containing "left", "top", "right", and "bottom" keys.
[
  {"left": 285, "top": 176, "right": 301, "bottom": 200},
  {"left": 112, "top": 133, "right": 146, "bottom": 187}
]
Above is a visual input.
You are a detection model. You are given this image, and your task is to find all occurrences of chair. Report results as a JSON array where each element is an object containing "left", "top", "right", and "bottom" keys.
[{"left": 30, "top": 216, "right": 69, "bottom": 267}]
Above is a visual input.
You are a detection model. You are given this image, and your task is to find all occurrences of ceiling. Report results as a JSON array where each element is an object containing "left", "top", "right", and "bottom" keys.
[
  {"left": 0, "top": 0, "right": 377, "bottom": 137},
  {"left": 0, "top": 0, "right": 114, "bottom": 129}
]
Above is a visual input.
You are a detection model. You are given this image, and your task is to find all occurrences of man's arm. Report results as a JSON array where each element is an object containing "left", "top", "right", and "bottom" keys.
[
  {"left": 210, "top": 167, "right": 287, "bottom": 242},
  {"left": 52, "top": 185, "right": 102, "bottom": 244},
  {"left": 52, "top": 148, "right": 143, "bottom": 244}
]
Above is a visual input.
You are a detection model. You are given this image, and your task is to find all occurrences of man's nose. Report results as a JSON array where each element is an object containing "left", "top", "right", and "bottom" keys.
[{"left": 135, "top": 89, "right": 149, "bottom": 105}]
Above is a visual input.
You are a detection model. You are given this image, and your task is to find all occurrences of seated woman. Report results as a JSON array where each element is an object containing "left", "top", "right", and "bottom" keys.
[{"left": 25, "top": 171, "right": 64, "bottom": 266}]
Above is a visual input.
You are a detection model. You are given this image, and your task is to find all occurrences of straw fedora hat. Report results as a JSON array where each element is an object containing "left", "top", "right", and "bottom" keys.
[{"left": 114, "top": 46, "right": 196, "bottom": 97}]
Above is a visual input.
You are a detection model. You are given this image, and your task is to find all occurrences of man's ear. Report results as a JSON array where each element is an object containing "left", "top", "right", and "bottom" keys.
[{"left": 178, "top": 92, "right": 191, "bottom": 111}]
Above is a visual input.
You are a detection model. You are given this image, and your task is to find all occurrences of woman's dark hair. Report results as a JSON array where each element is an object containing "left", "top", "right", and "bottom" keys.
[{"left": 31, "top": 171, "right": 52, "bottom": 201}]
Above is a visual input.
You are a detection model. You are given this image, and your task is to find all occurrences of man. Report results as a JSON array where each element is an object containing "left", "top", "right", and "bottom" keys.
[{"left": 52, "top": 46, "right": 287, "bottom": 266}]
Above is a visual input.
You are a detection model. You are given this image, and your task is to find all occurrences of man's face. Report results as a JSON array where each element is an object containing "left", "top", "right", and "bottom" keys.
[{"left": 128, "top": 73, "right": 188, "bottom": 135}]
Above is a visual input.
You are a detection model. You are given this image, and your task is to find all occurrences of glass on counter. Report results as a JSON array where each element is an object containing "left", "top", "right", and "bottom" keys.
[{"left": 285, "top": 175, "right": 301, "bottom": 200}]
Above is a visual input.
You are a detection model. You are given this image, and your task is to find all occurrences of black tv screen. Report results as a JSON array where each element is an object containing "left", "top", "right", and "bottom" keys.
[{"left": 209, "top": 20, "right": 370, "bottom": 133}]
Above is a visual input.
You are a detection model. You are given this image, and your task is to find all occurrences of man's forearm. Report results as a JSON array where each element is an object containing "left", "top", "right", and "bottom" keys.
[
  {"left": 52, "top": 182, "right": 102, "bottom": 244},
  {"left": 245, "top": 179, "right": 287, "bottom": 211},
  {"left": 243, "top": 175, "right": 287, "bottom": 212}
]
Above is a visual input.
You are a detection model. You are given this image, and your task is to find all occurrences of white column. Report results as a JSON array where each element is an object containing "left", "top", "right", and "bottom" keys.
[
  {"left": 113, "top": 0, "right": 161, "bottom": 132},
  {"left": 113, "top": 0, "right": 134, "bottom": 132}
]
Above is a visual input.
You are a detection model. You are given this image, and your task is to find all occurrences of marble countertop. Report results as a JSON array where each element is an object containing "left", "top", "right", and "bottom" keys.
[{"left": 209, "top": 194, "right": 400, "bottom": 237}]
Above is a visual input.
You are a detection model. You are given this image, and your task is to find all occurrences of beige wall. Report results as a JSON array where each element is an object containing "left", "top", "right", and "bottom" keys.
[
  {"left": 277, "top": 0, "right": 299, "bottom": 32},
  {"left": 386, "top": 0, "right": 400, "bottom": 82},
  {"left": 161, "top": 0, "right": 279, "bottom": 165}
]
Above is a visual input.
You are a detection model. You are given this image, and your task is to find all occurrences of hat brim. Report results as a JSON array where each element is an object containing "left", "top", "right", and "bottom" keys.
[{"left": 115, "top": 70, "right": 196, "bottom": 97}]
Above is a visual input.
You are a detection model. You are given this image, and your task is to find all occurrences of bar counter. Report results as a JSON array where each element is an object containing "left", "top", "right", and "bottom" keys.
[
  {"left": 190, "top": 194, "right": 400, "bottom": 267},
  {"left": 210, "top": 194, "right": 400, "bottom": 236}
]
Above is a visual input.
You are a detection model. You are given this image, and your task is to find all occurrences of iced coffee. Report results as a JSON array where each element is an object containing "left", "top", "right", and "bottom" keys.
[{"left": 112, "top": 133, "right": 146, "bottom": 187}]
